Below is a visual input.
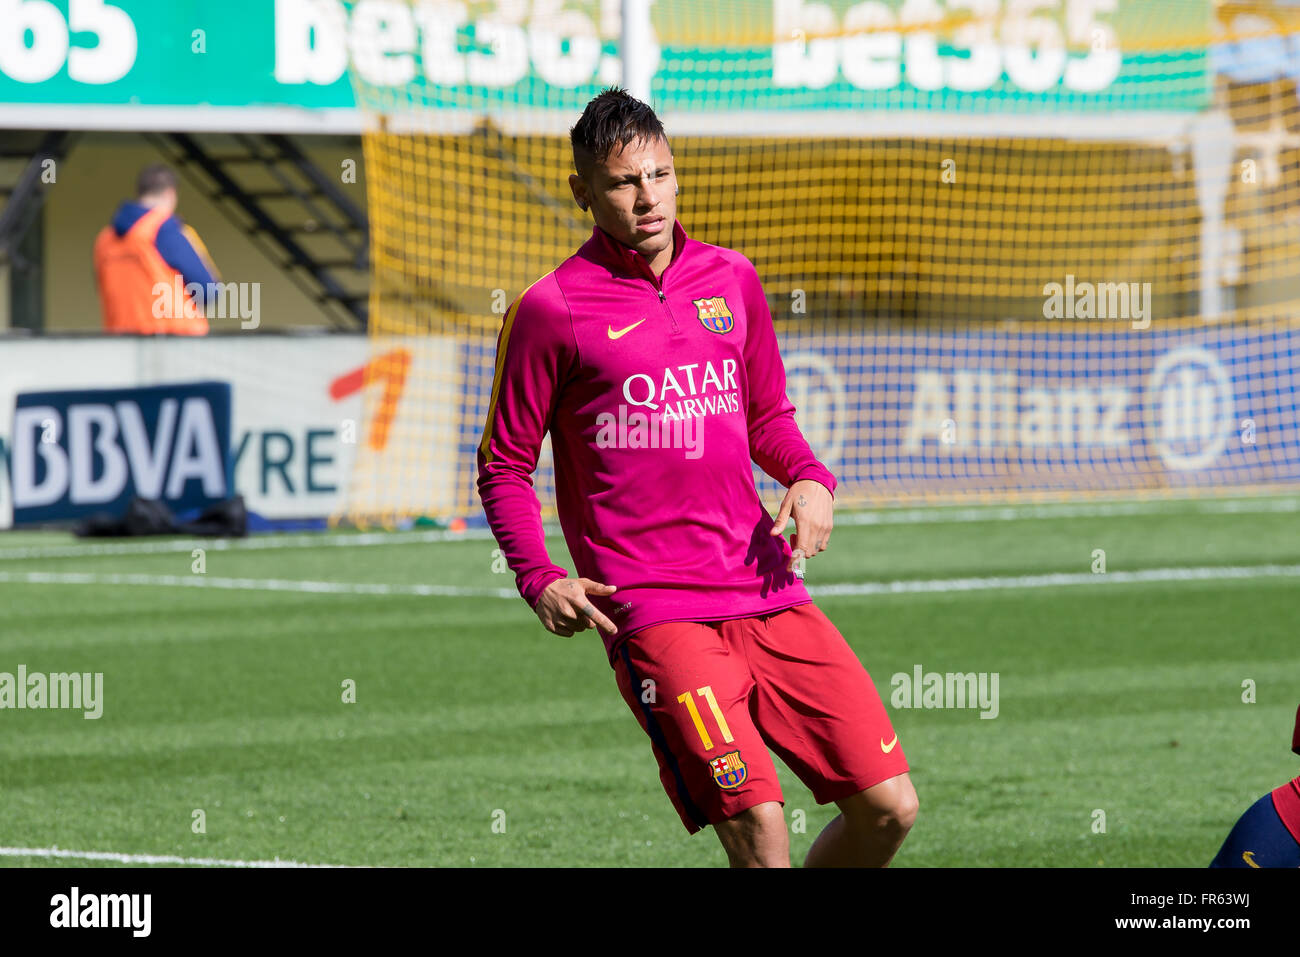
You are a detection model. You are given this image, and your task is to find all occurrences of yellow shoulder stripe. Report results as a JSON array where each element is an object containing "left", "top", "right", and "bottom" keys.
[{"left": 477, "top": 272, "right": 554, "bottom": 463}]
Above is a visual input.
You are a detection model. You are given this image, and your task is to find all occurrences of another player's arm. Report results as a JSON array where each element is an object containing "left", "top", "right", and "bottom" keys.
[
  {"left": 475, "top": 284, "right": 617, "bottom": 637},
  {"left": 736, "top": 257, "right": 837, "bottom": 570}
]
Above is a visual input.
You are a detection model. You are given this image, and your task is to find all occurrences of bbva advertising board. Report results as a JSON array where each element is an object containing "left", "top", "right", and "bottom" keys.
[
  {"left": 9, "top": 381, "right": 232, "bottom": 525},
  {"left": 0, "top": 336, "right": 459, "bottom": 530}
]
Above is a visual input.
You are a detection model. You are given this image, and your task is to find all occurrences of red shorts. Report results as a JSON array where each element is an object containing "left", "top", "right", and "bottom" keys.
[{"left": 612, "top": 601, "right": 909, "bottom": 834}]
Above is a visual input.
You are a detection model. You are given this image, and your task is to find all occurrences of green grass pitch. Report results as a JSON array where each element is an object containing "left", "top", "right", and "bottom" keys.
[{"left": 1, "top": 494, "right": 1297, "bottom": 867}]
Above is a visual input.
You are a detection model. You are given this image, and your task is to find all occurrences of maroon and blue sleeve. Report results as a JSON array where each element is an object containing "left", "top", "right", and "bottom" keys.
[
  {"left": 738, "top": 256, "right": 837, "bottom": 498},
  {"left": 1292, "top": 702, "right": 1299, "bottom": 755},
  {"left": 476, "top": 283, "right": 574, "bottom": 608}
]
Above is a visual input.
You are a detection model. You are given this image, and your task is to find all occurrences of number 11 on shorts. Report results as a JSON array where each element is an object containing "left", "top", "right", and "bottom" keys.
[{"left": 676, "top": 686, "right": 734, "bottom": 751}]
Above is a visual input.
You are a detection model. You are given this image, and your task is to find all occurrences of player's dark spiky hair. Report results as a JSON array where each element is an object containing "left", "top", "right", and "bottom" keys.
[
  {"left": 570, "top": 87, "right": 669, "bottom": 180},
  {"left": 136, "top": 164, "right": 179, "bottom": 198}
]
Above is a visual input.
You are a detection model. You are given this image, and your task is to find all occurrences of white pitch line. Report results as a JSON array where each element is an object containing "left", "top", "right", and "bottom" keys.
[
  {"left": 0, "top": 527, "right": 499, "bottom": 561},
  {"left": 833, "top": 496, "right": 1300, "bottom": 526},
  {"left": 0, "top": 571, "right": 516, "bottom": 598},
  {"left": 1, "top": 565, "right": 1298, "bottom": 599},
  {"left": 807, "top": 564, "right": 1300, "bottom": 595},
  {"left": 0, "top": 496, "right": 1295, "bottom": 561},
  {"left": 0, "top": 846, "right": 347, "bottom": 868}
]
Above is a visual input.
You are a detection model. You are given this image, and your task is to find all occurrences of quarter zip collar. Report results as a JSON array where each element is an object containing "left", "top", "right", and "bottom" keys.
[{"left": 586, "top": 219, "right": 688, "bottom": 288}]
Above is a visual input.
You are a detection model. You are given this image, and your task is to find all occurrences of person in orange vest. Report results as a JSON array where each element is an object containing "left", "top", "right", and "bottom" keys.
[{"left": 93, "top": 164, "right": 219, "bottom": 335}]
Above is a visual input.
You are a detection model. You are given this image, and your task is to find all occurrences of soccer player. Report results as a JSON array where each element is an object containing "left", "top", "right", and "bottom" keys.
[
  {"left": 477, "top": 87, "right": 916, "bottom": 867},
  {"left": 1209, "top": 703, "right": 1300, "bottom": 867}
]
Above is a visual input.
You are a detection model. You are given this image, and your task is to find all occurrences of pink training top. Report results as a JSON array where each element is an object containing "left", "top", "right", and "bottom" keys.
[{"left": 476, "top": 219, "right": 836, "bottom": 662}]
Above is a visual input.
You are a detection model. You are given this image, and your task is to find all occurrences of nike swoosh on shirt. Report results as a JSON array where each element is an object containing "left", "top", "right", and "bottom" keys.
[
  {"left": 607, "top": 318, "right": 647, "bottom": 340},
  {"left": 880, "top": 734, "right": 899, "bottom": 753}
]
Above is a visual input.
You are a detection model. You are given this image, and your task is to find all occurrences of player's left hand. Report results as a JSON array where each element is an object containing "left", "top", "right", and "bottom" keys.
[{"left": 770, "top": 478, "right": 833, "bottom": 573}]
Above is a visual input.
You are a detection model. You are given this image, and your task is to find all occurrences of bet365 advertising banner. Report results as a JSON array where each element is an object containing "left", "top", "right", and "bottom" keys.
[
  {"left": 9, "top": 381, "right": 233, "bottom": 525},
  {"left": 0, "top": 0, "right": 1212, "bottom": 130}
]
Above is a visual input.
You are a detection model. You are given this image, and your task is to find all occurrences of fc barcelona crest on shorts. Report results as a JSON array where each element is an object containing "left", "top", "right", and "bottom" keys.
[
  {"left": 709, "top": 750, "right": 747, "bottom": 789},
  {"left": 693, "top": 296, "right": 734, "bottom": 334}
]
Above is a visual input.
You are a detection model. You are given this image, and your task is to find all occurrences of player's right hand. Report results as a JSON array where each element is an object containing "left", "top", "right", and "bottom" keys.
[{"left": 535, "top": 577, "right": 618, "bottom": 638}]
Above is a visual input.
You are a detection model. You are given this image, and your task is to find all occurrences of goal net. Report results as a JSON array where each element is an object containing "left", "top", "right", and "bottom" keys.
[{"left": 338, "top": 0, "right": 1300, "bottom": 527}]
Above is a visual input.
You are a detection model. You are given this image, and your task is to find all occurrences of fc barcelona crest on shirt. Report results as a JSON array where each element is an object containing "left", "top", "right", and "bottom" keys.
[
  {"left": 709, "top": 750, "right": 747, "bottom": 789},
  {"left": 693, "top": 296, "right": 734, "bottom": 334}
]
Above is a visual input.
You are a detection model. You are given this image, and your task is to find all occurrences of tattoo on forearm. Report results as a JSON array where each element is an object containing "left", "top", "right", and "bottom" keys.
[{"left": 797, "top": 495, "right": 807, "bottom": 507}]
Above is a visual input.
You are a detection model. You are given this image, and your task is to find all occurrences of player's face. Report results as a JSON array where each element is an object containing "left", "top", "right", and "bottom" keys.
[{"left": 584, "top": 136, "right": 677, "bottom": 262}]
